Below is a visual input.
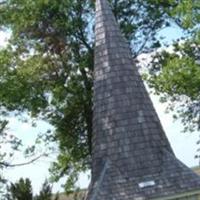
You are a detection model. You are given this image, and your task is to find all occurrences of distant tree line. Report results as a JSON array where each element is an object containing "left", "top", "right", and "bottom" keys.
[{"left": 5, "top": 178, "right": 59, "bottom": 200}]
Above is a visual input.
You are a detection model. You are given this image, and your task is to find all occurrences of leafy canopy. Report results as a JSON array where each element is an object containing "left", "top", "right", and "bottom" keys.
[{"left": 146, "top": 0, "right": 200, "bottom": 133}]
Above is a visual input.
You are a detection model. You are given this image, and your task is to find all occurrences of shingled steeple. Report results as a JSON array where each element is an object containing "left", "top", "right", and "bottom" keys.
[{"left": 87, "top": 0, "right": 200, "bottom": 199}]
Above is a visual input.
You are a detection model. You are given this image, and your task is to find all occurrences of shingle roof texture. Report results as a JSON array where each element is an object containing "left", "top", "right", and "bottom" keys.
[{"left": 87, "top": 0, "right": 200, "bottom": 199}]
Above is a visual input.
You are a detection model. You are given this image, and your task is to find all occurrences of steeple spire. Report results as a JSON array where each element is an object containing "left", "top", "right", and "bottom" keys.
[{"left": 87, "top": 0, "right": 200, "bottom": 199}]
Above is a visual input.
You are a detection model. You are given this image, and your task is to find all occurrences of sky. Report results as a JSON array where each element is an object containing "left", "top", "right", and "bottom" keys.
[{"left": 0, "top": 24, "right": 200, "bottom": 195}]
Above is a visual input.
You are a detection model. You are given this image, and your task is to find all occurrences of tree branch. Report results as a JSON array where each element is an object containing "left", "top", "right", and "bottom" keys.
[
  {"left": 77, "top": 29, "right": 93, "bottom": 54},
  {"left": 134, "top": 16, "right": 165, "bottom": 58},
  {"left": 0, "top": 154, "right": 46, "bottom": 168}
]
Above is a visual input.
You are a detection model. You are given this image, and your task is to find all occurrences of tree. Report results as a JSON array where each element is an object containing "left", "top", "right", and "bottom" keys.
[
  {"left": 0, "top": 0, "right": 194, "bottom": 191},
  {"left": 6, "top": 178, "right": 58, "bottom": 200},
  {"left": 146, "top": 0, "right": 200, "bottom": 133},
  {"left": 34, "top": 180, "right": 58, "bottom": 200},
  {"left": 6, "top": 178, "right": 33, "bottom": 200}
]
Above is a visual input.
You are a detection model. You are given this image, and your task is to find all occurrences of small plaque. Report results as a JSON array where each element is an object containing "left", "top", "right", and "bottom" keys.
[{"left": 139, "top": 180, "right": 155, "bottom": 188}]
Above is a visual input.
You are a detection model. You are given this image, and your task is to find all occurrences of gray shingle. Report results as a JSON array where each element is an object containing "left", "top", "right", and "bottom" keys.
[{"left": 87, "top": 0, "right": 200, "bottom": 199}]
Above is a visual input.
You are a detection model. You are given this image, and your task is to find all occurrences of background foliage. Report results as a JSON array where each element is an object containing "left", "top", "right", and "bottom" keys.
[
  {"left": 5, "top": 178, "right": 58, "bottom": 200},
  {"left": 146, "top": 0, "right": 200, "bottom": 132}
]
